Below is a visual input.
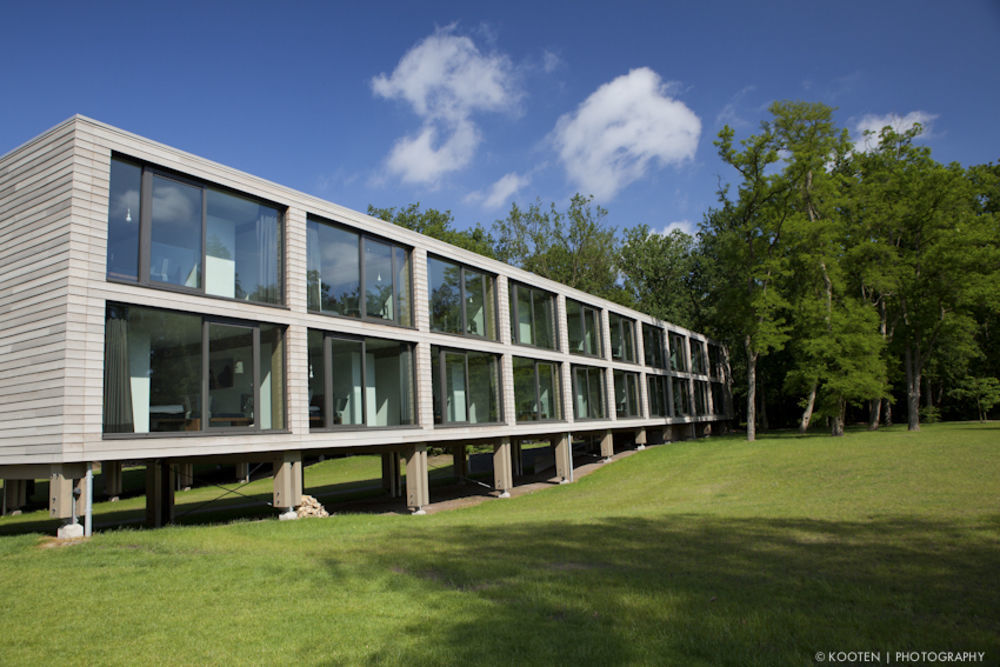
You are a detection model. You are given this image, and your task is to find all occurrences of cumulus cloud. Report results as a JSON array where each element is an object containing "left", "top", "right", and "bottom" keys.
[
  {"left": 474, "top": 172, "right": 531, "bottom": 209},
  {"left": 656, "top": 220, "right": 696, "bottom": 237},
  {"left": 372, "top": 26, "right": 521, "bottom": 185},
  {"left": 553, "top": 67, "right": 701, "bottom": 201},
  {"left": 853, "top": 111, "right": 937, "bottom": 152}
]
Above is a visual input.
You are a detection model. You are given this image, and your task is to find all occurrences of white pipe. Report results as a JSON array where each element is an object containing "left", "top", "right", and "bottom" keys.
[{"left": 84, "top": 467, "right": 93, "bottom": 537}]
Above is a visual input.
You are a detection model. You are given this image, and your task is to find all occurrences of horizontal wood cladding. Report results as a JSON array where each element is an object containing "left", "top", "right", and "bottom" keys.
[{"left": 0, "top": 119, "right": 77, "bottom": 461}]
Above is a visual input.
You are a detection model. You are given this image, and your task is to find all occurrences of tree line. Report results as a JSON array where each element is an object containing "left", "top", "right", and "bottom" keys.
[{"left": 371, "top": 101, "right": 1000, "bottom": 439}]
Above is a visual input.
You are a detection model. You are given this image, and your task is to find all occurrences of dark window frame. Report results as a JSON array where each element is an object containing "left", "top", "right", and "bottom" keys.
[
  {"left": 642, "top": 323, "right": 667, "bottom": 369},
  {"left": 646, "top": 374, "right": 670, "bottom": 417},
  {"left": 431, "top": 345, "right": 504, "bottom": 426},
  {"left": 613, "top": 369, "right": 641, "bottom": 418},
  {"left": 308, "top": 329, "right": 417, "bottom": 431},
  {"left": 566, "top": 298, "right": 604, "bottom": 358},
  {"left": 571, "top": 363, "right": 607, "bottom": 420},
  {"left": 427, "top": 256, "right": 498, "bottom": 340},
  {"left": 107, "top": 155, "right": 286, "bottom": 307},
  {"left": 509, "top": 282, "right": 558, "bottom": 350},
  {"left": 609, "top": 312, "right": 637, "bottom": 363},
  {"left": 668, "top": 332, "right": 688, "bottom": 373},
  {"left": 306, "top": 215, "right": 414, "bottom": 328},
  {"left": 512, "top": 356, "right": 563, "bottom": 422}
]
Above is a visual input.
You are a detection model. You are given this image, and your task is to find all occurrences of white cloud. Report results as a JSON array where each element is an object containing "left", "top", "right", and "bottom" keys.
[
  {"left": 853, "top": 111, "right": 937, "bottom": 152},
  {"left": 542, "top": 50, "right": 561, "bottom": 73},
  {"left": 553, "top": 67, "right": 701, "bottom": 201},
  {"left": 657, "top": 220, "right": 696, "bottom": 237},
  {"left": 474, "top": 172, "right": 530, "bottom": 210},
  {"left": 372, "top": 26, "right": 521, "bottom": 185}
]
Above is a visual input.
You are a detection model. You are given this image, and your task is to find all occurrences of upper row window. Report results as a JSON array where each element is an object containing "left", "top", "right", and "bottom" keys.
[
  {"left": 567, "top": 299, "right": 602, "bottom": 357},
  {"left": 608, "top": 312, "right": 637, "bottom": 363},
  {"left": 509, "top": 282, "right": 557, "bottom": 350},
  {"left": 428, "top": 257, "right": 496, "bottom": 339},
  {"left": 306, "top": 217, "right": 412, "bottom": 326},
  {"left": 107, "top": 158, "right": 283, "bottom": 305}
]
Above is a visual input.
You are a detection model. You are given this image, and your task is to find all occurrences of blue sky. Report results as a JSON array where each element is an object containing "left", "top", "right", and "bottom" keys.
[{"left": 2, "top": 1, "right": 999, "bottom": 237}]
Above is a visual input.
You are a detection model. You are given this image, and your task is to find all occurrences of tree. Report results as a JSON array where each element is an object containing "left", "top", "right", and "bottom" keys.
[
  {"left": 368, "top": 203, "right": 496, "bottom": 259},
  {"left": 618, "top": 224, "right": 702, "bottom": 329},
  {"left": 492, "top": 194, "right": 625, "bottom": 302},
  {"left": 949, "top": 377, "right": 1000, "bottom": 422}
]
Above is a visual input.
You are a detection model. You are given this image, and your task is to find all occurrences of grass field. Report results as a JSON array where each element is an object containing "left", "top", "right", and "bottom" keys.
[{"left": 0, "top": 422, "right": 997, "bottom": 665}]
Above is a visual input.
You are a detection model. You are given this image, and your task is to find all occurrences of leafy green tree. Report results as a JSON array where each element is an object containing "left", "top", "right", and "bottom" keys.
[
  {"left": 492, "top": 194, "right": 625, "bottom": 302},
  {"left": 368, "top": 203, "right": 496, "bottom": 259},
  {"left": 949, "top": 377, "right": 1000, "bottom": 422},
  {"left": 618, "top": 224, "right": 703, "bottom": 329}
]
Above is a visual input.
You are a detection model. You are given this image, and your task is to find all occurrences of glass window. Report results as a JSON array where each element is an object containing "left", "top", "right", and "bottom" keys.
[
  {"left": 364, "top": 238, "right": 395, "bottom": 321},
  {"left": 509, "top": 283, "right": 556, "bottom": 350},
  {"left": 709, "top": 344, "right": 724, "bottom": 381},
  {"left": 609, "top": 313, "right": 636, "bottom": 362},
  {"left": 567, "top": 299, "right": 602, "bottom": 357},
  {"left": 432, "top": 346, "right": 500, "bottom": 424},
  {"left": 672, "top": 377, "right": 691, "bottom": 416},
  {"left": 614, "top": 370, "right": 640, "bottom": 417},
  {"left": 106, "top": 158, "right": 141, "bottom": 281},
  {"left": 429, "top": 257, "right": 496, "bottom": 339},
  {"left": 308, "top": 331, "right": 415, "bottom": 429},
  {"left": 647, "top": 375, "right": 668, "bottom": 417},
  {"left": 572, "top": 365, "right": 606, "bottom": 420},
  {"left": 107, "top": 159, "right": 283, "bottom": 305},
  {"left": 691, "top": 340, "right": 707, "bottom": 375},
  {"left": 669, "top": 332, "right": 688, "bottom": 372},
  {"left": 711, "top": 382, "right": 726, "bottom": 416},
  {"left": 102, "top": 303, "right": 284, "bottom": 434},
  {"left": 513, "top": 357, "right": 562, "bottom": 422},
  {"left": 643, "top": 324, "right": 667, "bottom": 369},
  {"left": 694, "top": 380, "right": 710, "bottom": 415}
]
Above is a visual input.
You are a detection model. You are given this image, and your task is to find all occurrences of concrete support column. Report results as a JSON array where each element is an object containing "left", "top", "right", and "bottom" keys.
[
  {"left": 382, "top": 452, "right": 402, "bottom": 498},
  {"left": 49, "top": 471, "right": 74, "bottom": 519},
  {"left": 405, "top": 444, "right": 430, "bottom": 514},
  {"left": 144, "top": 461, "right": 175, "bottom": 528},
  {"left": 235, "top": 462, "right": 250, "bottom": 483},
  {"left": 635, "top": 427, "right": 647, "bottom": 450},
  {"left": 552, "top": 433, "right": 573, "bottom": 484},
  {"left": 273, "top": 451, "right": 303, "bottom": 519},
  {"left": 493, "top": 438, "right": 513, "bottom": 498},
  {"left": 3, "top": 480, "right": 28, "bottom": 514},
  {"left": 511, "top": 439, "right": 523, "bottom": 478},
  {"left": 176, "top": 463, "right": 194, "bottom": 491},
  {"left": 103, "top": 461, "right": 123, "bottom": 500},
  {"left": 600, "top": 430, "right": 614, "bottom": 462},
  {"left": 451, "top": 445, "right": 467, "bottom": 482}
]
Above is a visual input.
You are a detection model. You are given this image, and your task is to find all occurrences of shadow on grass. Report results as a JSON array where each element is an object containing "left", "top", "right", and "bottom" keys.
[{"left": 338, "top": 514, "right": 1000, "bottom": 665}]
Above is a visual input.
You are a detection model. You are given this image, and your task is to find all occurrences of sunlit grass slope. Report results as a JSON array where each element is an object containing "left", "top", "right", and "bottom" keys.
[{"left": 0, "top": 422, "right": 997, "bottom": 665}]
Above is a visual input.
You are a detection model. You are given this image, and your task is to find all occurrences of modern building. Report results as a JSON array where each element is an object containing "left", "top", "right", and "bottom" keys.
[{"left": 0, "top": 116, "right": 732, "bottom": 533}]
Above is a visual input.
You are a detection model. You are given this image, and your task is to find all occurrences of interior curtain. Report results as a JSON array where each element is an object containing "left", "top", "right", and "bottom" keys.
[
  {"left": 103, "top": 306, "right": 134, "bottom": 433},
  {"left": 256, "top": 211, "right": 279, "bottom": 302}
]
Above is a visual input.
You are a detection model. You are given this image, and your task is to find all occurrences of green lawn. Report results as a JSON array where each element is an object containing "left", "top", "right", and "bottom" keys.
[{"left": 1, "top": 422, "right": 998, "bottom": 665}]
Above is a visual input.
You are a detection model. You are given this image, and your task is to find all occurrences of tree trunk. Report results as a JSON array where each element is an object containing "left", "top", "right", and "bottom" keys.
[
  {"left": 831, "top": 398, "right": 846, "bottom": 436},
  {"left": 799, "top": 382, "right": 817, "bottom": 433},
  {"left": 745, "top": 336, "right": 756, "bottom": 442},
  {"left": 884, "top": 398, "right": 893, "bottom": 427},
  {"left": 868, "top": 398, "right": 881, "bottom": 431},
  {"left": 905, "top": 345, "right": 921, "bottom": 431}
]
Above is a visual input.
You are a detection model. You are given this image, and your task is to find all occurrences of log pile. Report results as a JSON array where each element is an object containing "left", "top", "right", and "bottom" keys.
[{"left": 295, "top": 495, "right": 330, "bottom": 518}]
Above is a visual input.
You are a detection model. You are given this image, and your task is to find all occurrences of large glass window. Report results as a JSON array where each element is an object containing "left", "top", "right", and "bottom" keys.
[
  {"left": 694, "top": 380, "right": 710, "bottom": 415},
  {"left": 102, "top": 303, "right": 285, "bottom": 434},
  {"left": 672, "top": 377, "right": 691, "bottom": 416},
  {"left": 567, "top": 299, "right": 602, "bottom": 357},
  {"left": 307, "top": 217, "right": 411, "bottom": 326},
  {"left": 647, "top": 375, "right": 669, "bottom": 417},
  {"left": 609, "top": 313, "right": 637, "bottom": 363},
  {"left": 428, "top": 257, "right": 496, "bottom": 338},
  {"left": 307, "top": 331, "right": 415, "bottom": 429},
  {"left": 690, "top": 340, "right": 708, "bottom": 375},
  {"left": 572, "top": 365, "right": 606, "bottom": 420},
  {"left": 669, "top": 332, "right": 688, "bottom": 372},
  {"left": 509, "top": 283, "right": 556, "bottom": 350},
  {"left": 614, "top": 370, "right": 641, "bottom": 418},
  {"left": 431, "top": 346, "right": 500, "bottom": 424},
  {"left": 513, "top": 357, "right": 562, "bottom": 422},
  {"left": 711, "top": 382, "right": 727, "bottom": 416},
  {"left": 709, "top": 344, "right": 725, "bottom": 381},
  {"left": 107, "top": 157, "right": 282, "bottom": 305},
  {"left": 643, "top": 324, "right": 667, "bottom": 369}
]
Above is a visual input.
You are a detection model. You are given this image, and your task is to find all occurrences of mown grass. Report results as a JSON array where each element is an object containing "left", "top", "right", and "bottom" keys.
[{"left": 0, "top": 422, "right": 997, "bottom": 665}]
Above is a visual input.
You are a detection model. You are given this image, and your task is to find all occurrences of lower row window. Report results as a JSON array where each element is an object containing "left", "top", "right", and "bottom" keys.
[
  {"left": 103, "top": 303, "right": 285, "bottom": 434},
  {"left": 572, "top": 364, "right": 606, "bottom": 420},
  {"left": 431, "top": 346, "right": 501, "bottom": 424},
  {"left": 513, "top": 357, "right": 562, "bottom": 422},
  {"left": 308, "top": 331, "right": 415, "bottom": 429}
]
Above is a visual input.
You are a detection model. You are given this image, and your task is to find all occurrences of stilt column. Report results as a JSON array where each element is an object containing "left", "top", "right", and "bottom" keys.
[
  {"left": 511, "top": 439, "right": 523, "bottom": 477},
  {"left": 493, "top": 438, "right": 513, "bottom": 498},
  {"left": 452, "top": 445, "right": 467, "bottom": 482},
  {"left": 273, "top": 451, "right": 302, "bottom": 519},
  {"left": 552, "top": 433, "right": 573, "bottom": 484},
  {"left": 3, "top": 480, "right": 28, "bottom": 514},
  {"left": 382, "top": 451, "right": 402, "bottom": 498},
  {"left": 635, "top": 427, "right": 647, "bottom": 450},
  {"left": 176, "top": 463, "right": 194, "bottom": 491},
  {"left": 144, "top": 461, "right": 175, "bottom": 528},
  {"left": 235, "top": 462, "right": 250, "bottom": 483},
  {"left": 405, "top": 444, "right": 430, "bottom": 514},
  {"left": 600, "top": 430, "right": 614, "bottom": 462},
  {"left": 103, "top": 461, "right": 123, "bottom": 500}
]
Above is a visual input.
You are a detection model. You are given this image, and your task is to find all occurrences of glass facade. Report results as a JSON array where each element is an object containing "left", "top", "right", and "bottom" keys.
[
  {"left": 102, "top": 303, "right": 284, "bottom": 434},
  {"left": 669, "top": 332, "right": 688, "bottom": 372},
  {"left": 642, "top": 324, "right": 666, "bottom": 369},
  {"left": 107, "top": 158, "right": 282, "bottom": 304},
  {"left": 513, "top": 357, "right": 561, "bottom": 422},
  {"left": 567, "top": 299, "right": 602, "bottom": 357},
  {"left": 572, "top": 365, "right": 606, "bottom": 420},
  {"left": 647, "top": 375, "right": 669, "bottom": 417},
  {"left": 428, "top": 257, "right": 496, "bottom": 338},
  {"left": 613, "top": 370, "right": 641, "bottom": 417},
  {"left": 690, "top": 340, "right": 707, "bottom": 375},
  {"left": 307, "top": 217, "right": 411, "bottom": 326},
  {"left": 307, "top": 331, "right": 415, "bottom": 429},
  {"left": 431, "top": 346, "right": 500, "bottom": 424},
  {"left": 609, "top": 313, "right": 637, "bottom": 362},
  {"left": 694, "top": 380, "right": 710, "bottom": 415},
  {"left": 672, "top": 377, "right": 691, "bottom": 416},
  {"left": 509, "top": 283, "right": 556, "bottom": 349}
]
